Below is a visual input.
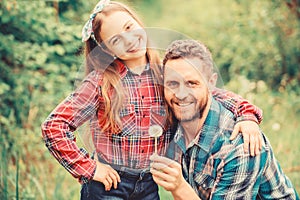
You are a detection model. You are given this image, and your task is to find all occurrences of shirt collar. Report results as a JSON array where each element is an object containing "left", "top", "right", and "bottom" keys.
[
  {"left": 114, "top": 59, "right": 150, "bottom": 79},
  {"left": 174, "top": 98, "right": 222, "bottom": 153},
  {"left": 114, "top": 59, "right": 128, "bottom": 79}
]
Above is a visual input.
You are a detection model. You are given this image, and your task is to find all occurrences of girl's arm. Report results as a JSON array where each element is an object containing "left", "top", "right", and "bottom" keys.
[
  {"left": 212, "top": 87, "right": 263, "bottom": 156},
  {"left": 41, "top": 73, "right": 100, "bottom": 183}
]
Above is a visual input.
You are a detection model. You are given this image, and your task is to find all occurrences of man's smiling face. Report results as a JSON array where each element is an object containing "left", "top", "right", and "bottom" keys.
[{"left": 164, "top": 57, "right": 210, "bottom": 122}]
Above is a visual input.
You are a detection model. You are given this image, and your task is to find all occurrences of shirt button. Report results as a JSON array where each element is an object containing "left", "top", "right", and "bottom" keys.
[{"left": 203, "top": 183, "right": 206, "bottom": 188}]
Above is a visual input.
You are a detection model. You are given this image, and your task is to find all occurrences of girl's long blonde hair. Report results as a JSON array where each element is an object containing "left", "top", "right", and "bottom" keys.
[{"left": 84, "top": 1, "right": 162, "bottom": 134}]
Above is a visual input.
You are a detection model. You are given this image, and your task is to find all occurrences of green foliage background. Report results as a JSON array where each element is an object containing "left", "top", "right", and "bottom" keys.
[{"left": 0, "top": 0, "right": 299, "bottom": 199}]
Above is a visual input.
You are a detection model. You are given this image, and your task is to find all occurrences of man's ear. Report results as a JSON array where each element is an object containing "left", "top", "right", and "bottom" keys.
[{"left": 209, "top": 73, "right": 218, "bottom": 87}]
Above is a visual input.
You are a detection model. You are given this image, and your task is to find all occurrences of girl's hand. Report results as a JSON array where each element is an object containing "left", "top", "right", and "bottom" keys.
[
  {"left": 230, "top": 121, "right": 262, "bottom": 156},
  {"left": 93, "top": 161, "right": 121, "bottom": 191}
]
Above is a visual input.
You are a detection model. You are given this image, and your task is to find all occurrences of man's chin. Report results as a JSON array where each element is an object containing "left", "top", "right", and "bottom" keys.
[{"left": 174, "top": 113, "right": 201, "bottom": 122}]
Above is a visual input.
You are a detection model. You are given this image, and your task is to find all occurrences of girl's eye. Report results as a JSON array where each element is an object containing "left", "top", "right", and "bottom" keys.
[
  {"left": 112, "top": 37, "right": 120, "bottom": 45},
  {"left": 126, "top": 23, "right": 133, "bottom": 31}
]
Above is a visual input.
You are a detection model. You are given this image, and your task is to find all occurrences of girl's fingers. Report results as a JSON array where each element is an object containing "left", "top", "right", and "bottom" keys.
[
  {"left": 102, "top": 179, "right": 111, "bottom": 191},
  {"left": 109, "top": 171, "right": 120, "bottom": 189},
  {"left": 230, "top": 125, "right": 240, "bottom": 140},
  {"left": 249, "top": 134, "right": 256, "bottom": 156},
  {"left": 112, "top": 169, "right": 121, "bottom": 182},
  {"left": 243, "top": 133, "right": 250, "bottom": 154}
]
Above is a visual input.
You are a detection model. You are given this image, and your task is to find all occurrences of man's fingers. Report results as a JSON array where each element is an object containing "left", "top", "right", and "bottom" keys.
[
  {"left": 150, "top": 168, "right": 174, "bottom": 181},
  {"left": 151, "top": 161, "right": 170, "bottom": 171},
  {"left": 150, "top": 154, "right": 178, "bottom": 167},
  {"left": 151, "top": 162, "right": 180, "bottom": 176},
  {"left": 152, "top": 172, "right": 175, "bottom": 191}
]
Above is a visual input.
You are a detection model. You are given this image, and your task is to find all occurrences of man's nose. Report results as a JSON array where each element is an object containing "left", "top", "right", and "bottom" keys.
[{"left": 174, "top": 84, "right": 188, "bottom": 100}]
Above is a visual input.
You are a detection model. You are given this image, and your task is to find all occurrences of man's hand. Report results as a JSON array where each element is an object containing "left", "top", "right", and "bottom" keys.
[
  {"left": 150, "top": 154, "right": 185, "bottom": 192},
  {"left": 230, "top": 121, "right": 262, "bottom": 156},
  {"left": 93, "top": 161, "right": 121, "bottom": 191},
  {"left": 150, "top": 154, "right": 201, "bottom": 200}
]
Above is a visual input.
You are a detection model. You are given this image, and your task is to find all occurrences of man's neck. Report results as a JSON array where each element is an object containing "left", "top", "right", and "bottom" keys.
[{"left": 180, "top": 97, "right": 212, "bottom": 146}]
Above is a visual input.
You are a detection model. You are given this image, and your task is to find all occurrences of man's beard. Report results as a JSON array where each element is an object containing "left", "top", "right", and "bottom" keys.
[{"left": 172, "top": 94, "right": 209, "bottom": 122}]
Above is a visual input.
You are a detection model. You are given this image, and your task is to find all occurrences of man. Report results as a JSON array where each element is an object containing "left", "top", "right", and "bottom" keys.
[{"left": 150, "top": 39, "right": 299, "bottom": 199}]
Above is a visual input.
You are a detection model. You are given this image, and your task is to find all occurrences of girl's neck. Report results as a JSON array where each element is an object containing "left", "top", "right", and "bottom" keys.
[{"left": 124, "top": 55, "right": 148, "bottom": 75}]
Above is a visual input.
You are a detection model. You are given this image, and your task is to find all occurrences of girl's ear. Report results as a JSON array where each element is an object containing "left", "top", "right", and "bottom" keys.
[{"left": 209, "top": 73, "right": 218, "bottom": 87}]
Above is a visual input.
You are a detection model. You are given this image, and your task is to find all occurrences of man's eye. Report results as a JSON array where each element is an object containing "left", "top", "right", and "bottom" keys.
[
  {"left": 187, "top": 81, "right": 198, "bottom": 87},
  {"left": 166, "top": 81, "right": 179, "bottom": 88}
]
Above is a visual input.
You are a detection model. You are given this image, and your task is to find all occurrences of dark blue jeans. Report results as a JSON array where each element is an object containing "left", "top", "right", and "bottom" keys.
[{"left": 80, "top": 166, "right": 159, "bottom": 200}]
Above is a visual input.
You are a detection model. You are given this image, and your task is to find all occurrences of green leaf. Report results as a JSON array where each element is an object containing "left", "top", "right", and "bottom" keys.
[
  {"left": 54, "top": 45, "right": 66, "bottom": 56},
  {"left": 0, "top": 82, "right": 10, "bottom": 95}
]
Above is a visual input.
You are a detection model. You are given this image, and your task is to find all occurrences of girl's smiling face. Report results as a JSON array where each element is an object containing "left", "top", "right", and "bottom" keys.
[{"left": 100, "top": 11, "right": 147, "bottom": 66}]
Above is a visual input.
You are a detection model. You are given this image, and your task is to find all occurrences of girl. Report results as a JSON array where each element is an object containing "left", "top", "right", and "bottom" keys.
[{"left": 42, "top": 1, "right": 262, "bottom": 199}]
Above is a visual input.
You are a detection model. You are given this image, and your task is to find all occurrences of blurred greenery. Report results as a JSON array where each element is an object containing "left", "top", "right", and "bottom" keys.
[{"left": 0, "top": 0, "right": 299, "bottom": 199}]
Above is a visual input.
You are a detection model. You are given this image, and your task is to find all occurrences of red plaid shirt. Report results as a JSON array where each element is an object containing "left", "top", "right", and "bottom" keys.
[{"left": 41, "top": 60, "right": 262, "bottom": 183}]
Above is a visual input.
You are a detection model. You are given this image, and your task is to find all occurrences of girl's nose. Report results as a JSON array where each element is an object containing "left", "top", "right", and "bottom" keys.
[{"left": 123, "top": 32, "right": 135, "bottom": 46}]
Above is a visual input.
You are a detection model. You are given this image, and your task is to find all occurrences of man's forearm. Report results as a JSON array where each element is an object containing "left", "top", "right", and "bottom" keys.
[{"left": 171, "top": 181, "right": 202, "bottom": 200}]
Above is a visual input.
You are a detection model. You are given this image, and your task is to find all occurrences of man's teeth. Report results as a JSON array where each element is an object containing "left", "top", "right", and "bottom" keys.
[{"left": 177, "top": 103, "right": 191, "bottom": 106}]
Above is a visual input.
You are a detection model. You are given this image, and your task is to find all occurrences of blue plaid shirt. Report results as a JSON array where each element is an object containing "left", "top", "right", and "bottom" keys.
[{"left": 166, "top": 98, "right": 299, "bottom": 200}]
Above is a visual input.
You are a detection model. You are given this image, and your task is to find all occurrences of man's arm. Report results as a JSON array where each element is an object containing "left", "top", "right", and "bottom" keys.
[
  {"left": 209, "top": 144, "right": 262, "bottom": 199},
  {"left": 150, "top": 138, "right": 298, "bottom": 199},
  {"left": 211, "top": 138, "right": 297, "bottom": 199},
  {"left": 150, "top": 147, "right": 261, "bottom": 199}
]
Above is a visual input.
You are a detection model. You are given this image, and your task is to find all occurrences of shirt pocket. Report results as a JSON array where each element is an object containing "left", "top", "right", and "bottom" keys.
[
  {"left": 119, "top": 104, "right": 136, "bottom": 137},
  {"left": 150, "top": 102, "right": 167, "bottom": 129}
]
